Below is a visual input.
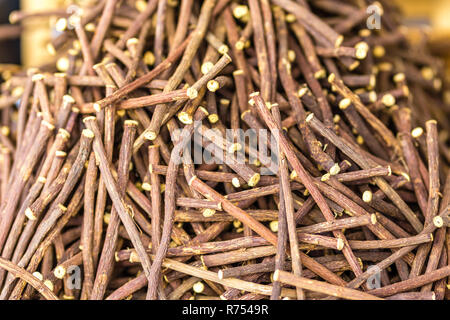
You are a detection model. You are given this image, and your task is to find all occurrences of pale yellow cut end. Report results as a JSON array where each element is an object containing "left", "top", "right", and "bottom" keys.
[
  {"left": 339, "top": 98, "right": 351, "bottom": 110},
  {"left": 32, "top": 272, "right": 43, "bottom": 281},
  {"left": 37, "top": 176, "right": 47, "bottom": 184},
  {"left": 373, "top": 45, "right": 385, "bottom": 58},
  {"left": 355, "top": 42, "right": 369, "bottom": 60},
  {"left": 55, "top": 150, "right": 67, "bottom": 158},
  {"left": 144, "top": 131, "right": 157, "bottom": 141},
  {"left": 93, "top": 103, "right": 102, "bottom": 112},
  {"left": 273, "top": 269, "right": 280, "bottom": 282},
  {"left": 328, "top": 73, "right": 336, "bottom": 83},
  {"left": 336, "top": 238, "right": 344, "bottom": 250},
  {"left": 141, "top": 183, "right": 151, "bottom": 192},
  {"left": 370, "top": 214, "right": 377, "bottom": 225},
  {"left": 129, "top": 251, "right": 140, "bottom": 263},
  {"left": 201, "top": 61, "right": 214, "bottom": 75},
  {"left": 25, "top": 208, "right": 37, "bottom": 221},
  {"left": 232, "top": 177, "right": 241, "bottom": 188},
  {"left": 362, "top": 190, "right": 373, "bottom": 203},
  {"left": 207, "top": 80, "right": 219, "bottom": 92},
  {"left": 228, "top": 143, "right": 242, "bottom": 153},
  {"left": 321, "top": 173, "right": 331, "bottom": 182},
  {"left": 270, "top": 220, "right": 279, "bottom": 233},
  {"left": 208, "top": 114, "right": 219, "bottom": 124},
  {"left": 55, "top": 18, "right": 68, "bottom": 32},
  {"left": 393, "top": 73, "right": 405, "bottom": 83},
  {"left": 433, "top": 216, "right": 444, "bottom": 228},
  {"left": 411, "top": 127, "right": 423, "bottom": 138},
  {"left": 54, "top": 266, "right": 66, "bottom": 279},
  {"left": 202, "top": 209, "right": 216, "bottom": 218},
  {"left": 381, "top": 94, "right": 396, "bottom": 107},
  {"left": 82, "top": 129, "right": 94, "bottom": 139},
  {"left": 218, "top": 45, "right": 229, "bottom": 55},
  {"left": 248, "top": 173, "right": 261, "bottom": 187},
  {"left": 290, "top": 170, "right": 298, "bottom": 180},
  {"left": 187, "top": 87, "right": 198, "bottom": 99},
  {"left": 335, "top": 35, "right": 344, "bottom": 48},
  {"left": 178, "top": 111, "right": 193, "bottom": 125},
  {"left": 193, "top": 281, "right": 205, "bottom": 293},
  {"left": 314, "top": 69, "right": 326, "bottom": 79},
  {"left": 330, "top": 163, "right": 341, "bottom": 176},
  {"left": 124, "top": 120, "right": 139, "bottom": 126},
  {"left": 144, "top": 51, "right": 155, "bottom": 66}
]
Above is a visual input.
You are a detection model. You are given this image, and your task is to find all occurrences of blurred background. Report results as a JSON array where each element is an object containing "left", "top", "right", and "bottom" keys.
[{"left": 1, "top": 0, "right": 450, "bottom": 70}]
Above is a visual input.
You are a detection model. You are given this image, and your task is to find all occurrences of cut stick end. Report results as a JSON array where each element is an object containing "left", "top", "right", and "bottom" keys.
[
  {"left": 336, "top": 238, "right": 345, "bottom": 250},
  {"left": 93, "top": 103, "right": 102, "bottom": 112},
  {"left": 207, "top": 80, "right": 219, "bottom": 92},
  {"left": 270, "top": 220, "right": 279, "bottom": 232},
  {"left": 82, "top": 129, "right": 95, "bottom": 139},
  {"left": 273, "top": 269, "right": 280, "bottom": 282},
  {"left": 54, "top": 265, "right": 66, "bottom": 279},
  {"left": 144, "top": 131, "right": 157, "bottom": 141},
  {"left": 231, "top": 177, "right": 241, "bottom": 188},
  {"left": 362, "top": 190, "right": 373, "bottom": 203},
  {"left": 25, "top": 208, "right": 37, "bottom": 221},
  {"left": 248, "top": 173, "right": 261, "bottom": 187},
  {"left": 202, "top": 209, "right": 216, "bottom": 218},
  {"left": 124, "top": 120, "right": 139, "bottom": 127},
  {"left": 217, "top": 270, "right": 224, "bottom": 280},
  {"left": 433, "top": 216, "right": 444, "bottom": 228},
  {"left": 335, "top": 35, "right": 344, "bottom": 48},
  {"left": 187, "top": 87, "right": 198, "bottom": 99},
  {"left": 193, "top": 282, "right": 204, "bottom": 293},
  {"left": 305, "top": 113, "right": 315, "bottom": 123},
  {"left": 329, "top": 163, "right": 341, "bottom": 175},
  {"left": 370, "top": 214, "right": 377, "bottom": 225},
  {"left": 37, "top": 176, "right": 47, "bottom": 184},
  {"left": 178, "top": 112, "right": 193, "bottom": 125},
  {"left": 314, "top": 69, "right": 326, "bottom": 79},
  {"left": 208, "top": 114, "right": 219, "bottom": 124},
  {"left": 83, "top": 116, "right": 96, "bottom": 124}
]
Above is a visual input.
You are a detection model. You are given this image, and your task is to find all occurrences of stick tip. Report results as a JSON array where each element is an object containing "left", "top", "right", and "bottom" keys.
[
  {"left": 207, "top": 80, "right": 220, "bottom": 92},
  {"left": 328, "top": 73, "right": 336, "bottom": 83},
  {"left": 202, "top": 209, "right": 216, "bottom": 218},
  {"left": 273, "top": 269, "right": 280, "bottom": 282},
  {"left": 362, "top": 190, "right": 373, "bottom": 203},
  {"left": 329, "top": 163, "right": 341, "bottom": 175},
  {"left": 248, "top": 173, "right": 261, "bottom": 187},
  {"left": 305, "top": 113, "right": 315, "bottom": 123},
  {"left": 83, "top": 116, "right": 96, "bottom": 124},
  {"left": 178, "top": 111, "right": 193, "bottom": 124},
  {"left": 82, "top": 129, "right": 95, "bottom": 139},
  {"left": 433, "top": 216, "right": 444, "bottom": 228},
  {"left": 144, "top": 131, "right": 157, "bottom": 141},
  {"left": 25, "top": 208, "right": 37, "bottom": 221},
  {"left": 337, "top": 238, "right": 344, "bottom": 250},
  {"left": 54, "top": 265, "right": 66, "bottom": 279},
  {"left": 370, "top": 214, "right": 377, "bottom": 225},
  {"left": 187, "top": 87, "right": 198, "bottom": 99}
]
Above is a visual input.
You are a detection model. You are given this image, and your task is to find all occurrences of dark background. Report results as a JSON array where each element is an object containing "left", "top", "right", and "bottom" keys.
[{"left": 0, "top": 0, "right": 21, "bottom": 64}]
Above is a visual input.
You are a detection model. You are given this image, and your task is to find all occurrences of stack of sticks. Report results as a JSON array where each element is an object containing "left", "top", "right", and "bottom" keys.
[{"left": 0, "top": 0, "right": 449, "bottom": 300}]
